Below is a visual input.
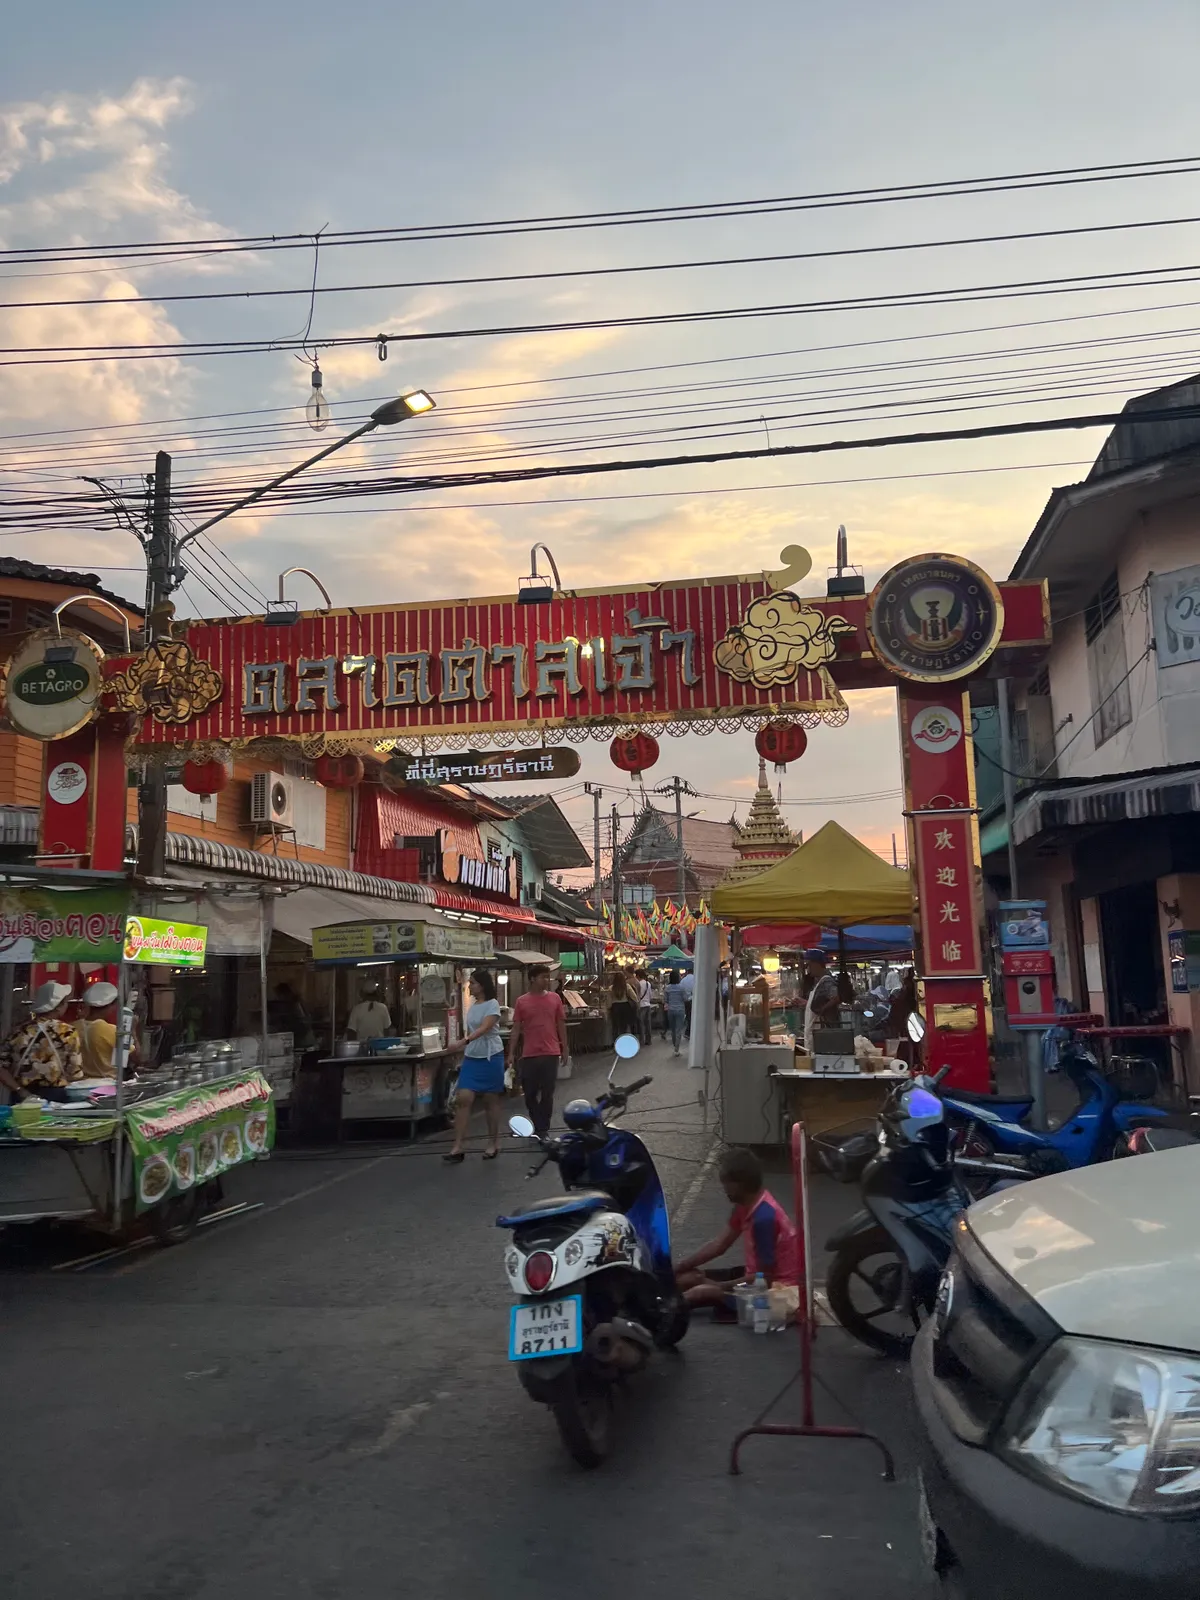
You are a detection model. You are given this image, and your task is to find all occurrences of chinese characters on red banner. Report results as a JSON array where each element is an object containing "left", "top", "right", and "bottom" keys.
[{"left": 911, "top": 813, "right": 982, "bottom": 976}]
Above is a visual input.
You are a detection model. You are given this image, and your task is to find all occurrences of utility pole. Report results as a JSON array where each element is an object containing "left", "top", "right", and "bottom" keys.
[
  {"left": 610, "top": 803, "right": 622, "bottom": 941},
  {"left": 584, "top": 783, "right": 603, "bottom": 928},
  {"left": 137, "top": 450, "right": 174, "bottom": 878},
  {"left": 652, "top": 775, "right": 697, "bottom": 923}
]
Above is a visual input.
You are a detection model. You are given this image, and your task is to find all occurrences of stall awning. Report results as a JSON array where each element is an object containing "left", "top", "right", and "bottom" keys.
[
  {"left": 274, "top": 888, "right": 457, "bottom": 948},
  {"left": 1012, "top": 761, "right": 1200, "bottom": 847},
  {"left": 431, "top": 889, "right": 589, "bottom": 945},
  {"left": 740, "top": 923, "right": 821, "bottom": 949},
  {"left": 711, "top": 820, "right": 911, "bottom": 927},
  {"left": 495, "top": 947, "right": 560, "bottom": 969}
]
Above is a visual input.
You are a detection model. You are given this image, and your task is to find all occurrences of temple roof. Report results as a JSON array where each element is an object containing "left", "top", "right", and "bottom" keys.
[{"left": 721, "top": 760, "right": 798, "bottom": 883}]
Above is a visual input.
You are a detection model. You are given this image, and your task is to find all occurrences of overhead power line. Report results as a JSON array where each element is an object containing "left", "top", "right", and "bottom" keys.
[
  {"left": 2, "top": 152, "right": 1198, "bottom": 265},
  {"left": 9, "top": 210, "right": 1200, "bottom": 314},
  {"left": 6, "top": 257, "right": 1200, "bottom": 366}
]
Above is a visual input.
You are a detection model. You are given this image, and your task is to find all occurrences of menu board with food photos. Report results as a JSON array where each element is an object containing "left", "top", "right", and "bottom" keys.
[{"left": 123, "top": 1069, "right": 274, "bottom": 1213}]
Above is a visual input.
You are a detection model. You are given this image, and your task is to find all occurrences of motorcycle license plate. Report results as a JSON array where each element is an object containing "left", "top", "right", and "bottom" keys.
[{"left": 508, "top": 1294, "right": 583, "bottom": 1361}]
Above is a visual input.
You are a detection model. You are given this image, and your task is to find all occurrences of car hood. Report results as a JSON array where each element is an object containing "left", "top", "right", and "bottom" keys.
[{"left": 967, "top": 1146, "right": 1200, "bottom": 1352}]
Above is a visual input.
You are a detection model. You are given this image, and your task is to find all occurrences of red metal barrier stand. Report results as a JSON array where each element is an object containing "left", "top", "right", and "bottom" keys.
[{"left": 728, "top": 1120, "right": 896, "bottom": 1479}]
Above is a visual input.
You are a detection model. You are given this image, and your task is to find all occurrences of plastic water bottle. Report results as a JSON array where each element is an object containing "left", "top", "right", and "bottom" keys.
[{"left": 751, "top": 1272, "right": 770, "bottom": 1335}]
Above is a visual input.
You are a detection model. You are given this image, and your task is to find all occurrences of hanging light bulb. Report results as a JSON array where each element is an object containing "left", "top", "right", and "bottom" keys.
[{"left": 306, "top": 363, "right": 330, "bottom": 432}]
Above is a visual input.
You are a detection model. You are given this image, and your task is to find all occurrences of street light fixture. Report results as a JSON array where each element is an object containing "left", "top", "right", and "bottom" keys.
[{"left": 176, "top": 388, "right": 438, "bottom": 551}]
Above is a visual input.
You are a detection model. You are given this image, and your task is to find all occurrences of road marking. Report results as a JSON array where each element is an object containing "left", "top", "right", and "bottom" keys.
[
  {"left": 670, "top": 1135, "right": 721, "bottom": 1228},
  {"left": 111, "top": 1155, "right": 391, "bottom": 1276},
  {"left": 348, "top": 1400, "right": 432, "bottom": 1457}
]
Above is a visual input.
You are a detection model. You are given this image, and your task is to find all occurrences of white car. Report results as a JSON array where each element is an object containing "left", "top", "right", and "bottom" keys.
[{"left": 913, "top": 1140, "right": 1200, "bottom": 1599}]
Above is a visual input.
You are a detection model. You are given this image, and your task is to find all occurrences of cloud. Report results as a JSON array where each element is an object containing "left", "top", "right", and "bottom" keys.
[{"left": 0, "top": 77, "right": 205, "bottom": 238}]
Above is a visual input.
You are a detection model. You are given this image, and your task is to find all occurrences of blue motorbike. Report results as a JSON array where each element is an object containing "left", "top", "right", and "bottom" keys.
[
  {"left": 934, "top": 1030, "right": 1167, "bottom": 1173},
  {"left": 498, "top": 1036, "right": 688, "bottom": 1467}
]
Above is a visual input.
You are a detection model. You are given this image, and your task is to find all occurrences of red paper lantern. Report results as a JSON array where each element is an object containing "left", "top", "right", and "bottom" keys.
[
  {"left": 755, "top": 721, "right": 808, "bottom": 769},
  {"left": 314, "top": 754, "right": 365, "bottom": 788},
  {"left": 609, "top": 733, "right": 659, "bottom": 775},
  {"left": 180, "top": 758, "right": 228, "bottom": 796}
]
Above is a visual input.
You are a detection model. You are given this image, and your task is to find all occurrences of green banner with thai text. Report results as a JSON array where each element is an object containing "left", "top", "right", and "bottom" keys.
[
  {"left": 0, "top": 886, "right": 128, "bottom": 965},
  {"left": 123, "top": 914, "right": 208, "bottom": 968},
  {"left": 123, "top": 1070, "right": 274, "bottom": 1212}
]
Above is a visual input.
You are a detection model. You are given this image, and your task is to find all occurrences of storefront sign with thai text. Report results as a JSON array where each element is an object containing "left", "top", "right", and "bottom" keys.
[
  {"left": 0, "top": 886, "right": 128, "bottom": 964},
  {"left": 394, "top": 748, "right": 580, "bottom": 784},
  {"left": 123, "top": 915, "right": 208, "bottom": 968},
  {"left": 311, "top": 919, "right": 495, "bottom": 965}
]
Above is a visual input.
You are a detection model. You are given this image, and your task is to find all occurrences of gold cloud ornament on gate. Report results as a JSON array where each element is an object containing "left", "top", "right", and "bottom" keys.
[
  {"left": 108, "top": 641, "right": 223, "bottom": 725},
  {"left": 714, "top": 592, "right": 850, "bottom": 688}
]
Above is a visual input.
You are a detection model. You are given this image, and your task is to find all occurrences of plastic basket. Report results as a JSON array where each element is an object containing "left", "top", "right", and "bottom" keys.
[{"left": 1104, "top": 1055, "right": 1160, "bottom": 1103}]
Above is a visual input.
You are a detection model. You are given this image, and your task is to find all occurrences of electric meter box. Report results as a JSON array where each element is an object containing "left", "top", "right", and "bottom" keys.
[{"left": 1002, "top": 949, "right": 1055, "bottom": 1025}]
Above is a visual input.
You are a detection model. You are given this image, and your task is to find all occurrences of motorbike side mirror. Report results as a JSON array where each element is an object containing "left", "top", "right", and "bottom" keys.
[
  {"left": 609, "top": 1031, "right": 640, "bottom": 1081},
  {"left": 508, "top": 1115, "right": 535, "bottom": 1138},
  {"left": 907, "top": 1013, "right": 927, "bottom": 1043}
]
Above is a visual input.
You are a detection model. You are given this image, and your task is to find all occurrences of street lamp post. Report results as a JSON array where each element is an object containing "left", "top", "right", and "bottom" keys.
[{"left": 136, "top": 389, "right": 436, "bottom": 875}]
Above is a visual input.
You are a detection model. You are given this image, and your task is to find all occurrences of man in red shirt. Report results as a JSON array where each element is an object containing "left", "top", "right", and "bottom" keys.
[{"left": 507, "top": 965, "right": 569, "bottom": 1136}]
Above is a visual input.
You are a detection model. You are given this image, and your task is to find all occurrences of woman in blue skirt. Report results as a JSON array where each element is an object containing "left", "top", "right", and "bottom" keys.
[{"left": 445, "top": 969, "right": 505, "bottom": 1163}]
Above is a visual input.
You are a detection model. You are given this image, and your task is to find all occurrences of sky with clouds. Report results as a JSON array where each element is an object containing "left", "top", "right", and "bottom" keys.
[{"left": 3, "top": 0, "right": 1200, "bottom": 870}]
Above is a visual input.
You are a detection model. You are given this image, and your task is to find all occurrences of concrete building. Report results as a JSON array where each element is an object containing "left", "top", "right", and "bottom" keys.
[{"left": 980, "top": 376, "right": 1200, "bottom": 1086}]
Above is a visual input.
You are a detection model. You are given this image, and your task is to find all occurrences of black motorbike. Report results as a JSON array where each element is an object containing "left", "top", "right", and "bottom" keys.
[{"left": 824, "top": 1069, "right": 1030, "bottom": 1358}]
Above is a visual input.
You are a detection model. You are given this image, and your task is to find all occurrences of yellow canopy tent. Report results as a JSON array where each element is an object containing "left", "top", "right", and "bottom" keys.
[{"left": 711, "top": 819, "right": 912, "bottom": 928}]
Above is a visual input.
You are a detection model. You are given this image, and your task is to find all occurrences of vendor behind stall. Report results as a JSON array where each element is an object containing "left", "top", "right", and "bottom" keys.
[
  {"left": 802, "top": 948, "right": 840, "bottom": 1053},
  {"left": 0, "top": 982, "right": 83, "bottom": 1101},
  {"left": 346, "top": 983, "right": 393, "bottom": 1041},
  {"left": 77, "top": 981, "right": 123, "bottom": 1079}
]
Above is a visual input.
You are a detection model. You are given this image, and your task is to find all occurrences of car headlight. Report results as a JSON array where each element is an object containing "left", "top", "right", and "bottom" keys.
[{"left": 1000, "top": 1337, "right": 1200, "bottom": 1513}]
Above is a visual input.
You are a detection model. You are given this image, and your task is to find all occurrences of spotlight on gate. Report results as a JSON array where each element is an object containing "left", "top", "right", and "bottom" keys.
[{"left": 518, "top": 542, "right": 562, "bottom": 605}]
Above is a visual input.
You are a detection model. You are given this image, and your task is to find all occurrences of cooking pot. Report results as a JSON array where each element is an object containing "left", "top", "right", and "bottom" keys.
[{"left": 335, "top": 1039, "right": 361, "bottom": 1059}]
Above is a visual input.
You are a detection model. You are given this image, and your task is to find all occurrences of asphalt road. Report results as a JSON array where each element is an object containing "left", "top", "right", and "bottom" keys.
[{"left": 0, "top": 1041, "right": 936, "bottom": 1600}]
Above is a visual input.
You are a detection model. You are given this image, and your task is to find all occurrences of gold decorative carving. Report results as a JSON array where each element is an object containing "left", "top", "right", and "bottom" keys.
[
  {"left": 715, "top": 591, "right": 850, "bottom": 688},
  {"left": 108, "top": 640, "right": 223, "bottom": 724}
]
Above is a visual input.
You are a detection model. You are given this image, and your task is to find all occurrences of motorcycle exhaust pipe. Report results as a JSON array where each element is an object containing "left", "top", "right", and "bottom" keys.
[{"left": 585, "top": 1321, "right": 646, "bottom": 1373}]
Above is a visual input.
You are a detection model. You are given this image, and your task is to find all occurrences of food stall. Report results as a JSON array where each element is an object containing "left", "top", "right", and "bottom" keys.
[
  {"left": 711, "top": 822, "right": 913, "bottom": 1145},
  {"left": 305, "top": 916, "right": 496, "bottom": 1135},
  {"left": 0, "top": 875, "right": 276, "bottom": 1244}
]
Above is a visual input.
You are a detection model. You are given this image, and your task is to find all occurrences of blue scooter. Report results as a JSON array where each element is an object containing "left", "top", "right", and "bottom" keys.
[
  {"left": 498, "top": 1035, "right": 688, "bottom": 1467},
  {"left": 924, "top": 1022, "right": 1167, "bottom": 1170}
]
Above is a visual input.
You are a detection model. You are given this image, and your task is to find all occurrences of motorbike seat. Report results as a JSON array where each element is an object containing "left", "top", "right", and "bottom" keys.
[
  {"left": 495, "top": 1191, "right": 612, "bottom": 1228},
  {"left": 946, "top": 1089, "right": 1034, "bottom": 1111}
]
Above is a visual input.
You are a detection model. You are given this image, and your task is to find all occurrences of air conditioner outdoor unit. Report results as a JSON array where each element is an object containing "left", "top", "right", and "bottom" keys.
[{"left": 250, "top": 771, "right": 295, "bottom": 829}]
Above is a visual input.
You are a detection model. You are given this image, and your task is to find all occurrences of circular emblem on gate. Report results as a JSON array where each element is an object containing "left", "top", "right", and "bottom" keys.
[
  {"left": 866, "top": 554, "right": 1004, "bottom": 683},
  {"left": 47, "top": 760, "right": 88, "bottom": 804},
  {"left": 0, "top": 627, "right": 105, "bottom": 741},
  {"left": 910, "top": 704, "right": 964, "bottom": 755}
]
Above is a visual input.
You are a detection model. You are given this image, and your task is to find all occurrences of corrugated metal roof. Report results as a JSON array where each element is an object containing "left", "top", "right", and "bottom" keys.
[{"left": 0, "top": 559, "right": 142, "bottom": 618}]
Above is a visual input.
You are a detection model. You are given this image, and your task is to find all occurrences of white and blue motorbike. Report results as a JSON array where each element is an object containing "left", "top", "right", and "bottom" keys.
[{"left": 498, "top": 1036, "right": 689, "bottom": 1467}]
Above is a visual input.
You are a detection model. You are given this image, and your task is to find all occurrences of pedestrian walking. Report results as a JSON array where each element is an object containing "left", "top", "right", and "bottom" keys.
[
  {"left": 444, "top": 969, "right": 505, "bottom": 1164},
  {"left": 608, "top": 971, "right": 638, "bottom": 1043},
  {"left": 664, "top": 968, "right": 688, "bottom": 1056},
  {"left": 507, "top": 965, "right": 569, "bottom": 1137},
  {"left": 635, "top": 968, "right": 654, "bottom": 1046},
  {"left": 679, "top": 967, "right": 696, "bottom": 1038}
]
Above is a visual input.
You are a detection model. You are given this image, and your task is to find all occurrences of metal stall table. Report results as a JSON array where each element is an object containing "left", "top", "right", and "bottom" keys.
[{"left": 304, "top": 917, "right": 496, "bottom": 1138}]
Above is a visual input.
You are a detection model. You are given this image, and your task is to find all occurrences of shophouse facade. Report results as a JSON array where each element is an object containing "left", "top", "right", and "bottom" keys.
[{"left": 978, "top": 376, "right": 1200, "bottom": 1085}]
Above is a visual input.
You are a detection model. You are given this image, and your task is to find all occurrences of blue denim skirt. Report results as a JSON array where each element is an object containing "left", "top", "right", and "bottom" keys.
[{"left": 457, "top": 1052, "right": 506, "bottom": 1094}]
